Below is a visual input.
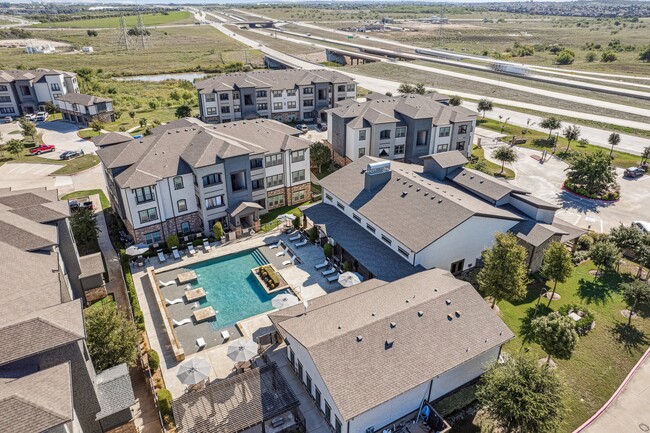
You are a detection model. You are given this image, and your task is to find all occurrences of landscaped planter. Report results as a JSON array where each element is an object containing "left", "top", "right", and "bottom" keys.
[
  {"left": 252, "top": 264, "right": 290, "bottom": 294},
  {"left": 562, "top": 182, "right": 620, "bottom": 202}
]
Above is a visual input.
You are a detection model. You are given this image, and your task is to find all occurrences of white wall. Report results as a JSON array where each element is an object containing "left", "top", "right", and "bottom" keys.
[
  {"left": 156, "top": 174, "right": 197, "bottom": 222},
  {"left": 509, "top": 196, "right": 555, "bottom": 224},
  {"left": 345, "top": 124, "right": 370, "bottom": 161}
]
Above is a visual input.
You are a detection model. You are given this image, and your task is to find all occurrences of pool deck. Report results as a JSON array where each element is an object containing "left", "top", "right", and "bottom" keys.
[{"left": 131, "top": 229, "right": 342, "bottom": 399}]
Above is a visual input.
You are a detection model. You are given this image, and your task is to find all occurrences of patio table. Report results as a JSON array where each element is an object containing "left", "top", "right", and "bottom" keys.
[
  {"left": 185, "top": 287, "right": 206, "bottom": 302},
  {"left": 177, "top": 271, "right": 197, "bottom": 284},
  {"left": 193, "top": 306, "right": 216, "bottom": 323}
]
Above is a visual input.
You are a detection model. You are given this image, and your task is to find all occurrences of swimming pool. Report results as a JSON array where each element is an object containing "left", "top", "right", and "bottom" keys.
[{"left": 185, "top": 249, "right": 286, "bottom": 327}]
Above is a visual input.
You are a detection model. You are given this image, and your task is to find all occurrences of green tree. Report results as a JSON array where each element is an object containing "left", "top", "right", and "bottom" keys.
[
  {"left": 562, "top": 124, "right": 581, "bottom": 152},
  {"left": 166, "top": 234, "right": 179, "bottom": 249},
  {"left": 292, "top": 215, "right": 301, "bottom": 230},
  {"left": 477, "top": 232, "right": 529, "bottom": 308},
  {"left": 147, "top": 348, "right": 160, "bottom": 372},
  {"left": 476, "top": 354, "right": 566, "bottom": 433},
  {"left": 414, "top": 83, "right": 426, "bottom": 95},
  {"left": 532, "top": 312, "right": 579, "bottom": 364},
  {"left": 19, "top": 117, "right": 37, "bottom": 141},
  {"left": 590, "top": 240, "right": 621, "bottom": 276},
  {"left": 212, "top": 221, "right": 223, "bottom": 239},
  {"left": 639, "top": 46, "right": 650, "bottom": 62},
  {"left": 70, "top": 207, "right": 99, "bottom": 248},
  {"left": 642, "top": 146, "right": 650, "bottom": 166},
  {"left": 610, "top": 223, "right": 648, "bottom": 277},
  {"left": 175, "top": 104, "right": 192, "bottom": 119},
  {"left": 448, "top": 95, "right": 462, "bottom": 106},
  {"left": 541, "top": 241, "right": 574, "bottom": 306},
  {"left": 139, "top": 118, "right": 147, "bottom": 128},
  {"left": 44, "top": 101, "right": 58, "bottom": 114},
  {"left": 556, "top": 50, "right": 575, "bottom": 65},
  {"left": 128, "top": 110, "right": 136, "bottom": 121},
  {"left": 310, "top": 141, "right": 331, "bottom": 174},
  {"left": 601, "top": 51, "right": 618, "bottom": 62},
  {"left": 397, "top": 83, "right": 415, "bottom": 94},
  {"left": 5, "top": 139, "right": 24, "bottom": 158},
  {"left": 89, "top": 120, "right": 103, "bottom": 133},
  {"left": 608, "top": 132, "right": 620, "bottom": 157},
  {"left": 540, "top": 117, "right": 562, "bottom": 140},
  {"left": 477, "top": 98, "right": 493, "bottom": 119},
  {"left": 323, "top": 242, "right": 333, "bottom": 259},
  {"left": 113, "top": 109, "right": 123, "bottom": 120},
  {"left": 565, "top": 151, "right": 618, "bottom": 197},
  {"left": 87, "top": 29, "right": 98, "bottom": 37},
  {"left": 622, "top": 280, "right": 650, "bottom": 325},
  {"left": 84, "top": 300, "right": 140, "bottom": 371},
  {"left": 491, "top": 146, "right": 518, "bottom": 174}
]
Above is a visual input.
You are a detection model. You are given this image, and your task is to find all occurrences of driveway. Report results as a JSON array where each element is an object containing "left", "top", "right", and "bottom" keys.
[
  {"left": 0, "top": 163, "right": 106, "bottom": 194},
  {"left": 0, "top": 120, "right": 21, "bottom": 144},
  {"left": 482, "top": 144, "right": 650, "bottom": 232},
  {"left": 39, "top": 120, "right": 98, "bottom": 159}
]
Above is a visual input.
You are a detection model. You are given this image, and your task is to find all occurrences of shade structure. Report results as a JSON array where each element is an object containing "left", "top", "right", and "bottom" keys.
[
  {"left": 276, "top": 213, "right": 297, "bottom": 227},
  {"left": 272, "top": 293, "right": 300, "bottom": 310},
  {"left": 227, "top": 338, "right": 259, "bottom": 363},
  {"left": 177, "top": 358, "right": 211, "bottom": 385},
  {"left": 338, "top": 272, "right": 363, "bottom": 287},
  {"left": 125, "top": 244, "right": 149, "bottom": 256}
]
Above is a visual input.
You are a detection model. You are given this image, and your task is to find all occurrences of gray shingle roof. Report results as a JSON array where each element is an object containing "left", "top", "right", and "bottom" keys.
[
  {"left": 0, "top": 363, "right": 73, "bottom": 433},
  {"left": 275, "top": 268, "right": 514, "bottom": 421},
  {"left": 512, "top": 220, "right": 567, "bottom": 247},
  {"left": 56, "top": 93, "right": 111, "bottom": 106},
  {"left": 447, "top": 167, "right": 528, "bottom": 203},
  {"left": 0, "top": 211, "right": 58, "bottom": 251},
  {"left": 79, "top": 252, "right": 106, "bottom": 279},
  {"left": 422, "top": 150, "right": 468, "bottom": 168},
  {"left": 0, "top": 68, "right": 74, "bottom": 83},
  {"left": 511, "top": 192, "right": 561, "bottom": 210},
  {"left": 195, "top": 69, "right": 353, "bottom": 93},
  {"left": 95, "top": 363, "right": 135, "bottom": 419},
  {"left": 0, "top": 189, "right": 70, "bottom": 223},
  {"left": 92, "top": 131, "right": 133, "bottom": 148}
]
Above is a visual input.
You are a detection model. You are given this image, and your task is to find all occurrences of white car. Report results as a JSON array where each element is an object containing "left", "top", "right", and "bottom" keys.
[
  {"left": 36, "top": 111, "right": 48, "bottom": 121},
  {"left": 633, "top": 221, "right": 650, "bottom": 233},
  {"left": 24, "top": 113, "right": 36, "bottom": 121}
]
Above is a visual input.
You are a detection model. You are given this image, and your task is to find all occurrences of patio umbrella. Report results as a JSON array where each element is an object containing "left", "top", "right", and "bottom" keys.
[
  {"left": 272, "top": 293, "right": 300, "bottom": 310},
  {"left": 125, "top": 244, "right": 149, "bottom": 256},
  {"left": 276, "top": 213, "right": 296, "bottom": 227},
  {"left": 176, "top": 358, "right": 211, "bottom": 385},
  {"left": 338, "top": 272, "right": 363, "bottom": 287},
  {"left": 227, "top": 338, "right": 259, "bottom": 363}
]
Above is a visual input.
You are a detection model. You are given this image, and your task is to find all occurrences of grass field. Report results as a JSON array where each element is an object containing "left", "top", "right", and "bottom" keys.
[
  {"left": 61, "top": 189, "right": 110, "bottom": 209},
  {"left": 31, "top": 11, "right": 195, "bottom": 28},
  {"left": 0, "top": 145, "right": 99, "bottom": 174},
  {"left": 470, "top": 147, "right": 516, "bottom": 179},
  {"left": 78, "top": 129, "right": 100, "bottom": 139}
]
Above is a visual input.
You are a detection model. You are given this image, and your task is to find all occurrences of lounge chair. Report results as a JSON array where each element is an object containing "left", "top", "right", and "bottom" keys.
[
  {"left": 322, "top": 268, "right": 337, "bottom": 276},
  {"left": 157, "top": 249, "right": 166, "bottom": 263},
  {"left": 191, "top": 302, "right": 201, "bottom": 309},
  {"left": 289, "top": 233, "right": 301, "bottom": 242},
  {"left": 188, "top": 245, "right": 197, "bottom": 256},
  {"left": 203, "top": 239, "right": 212, "bottom": 252},
  {"left": 295, "top": 239, "right": 308, "bottom": 247},
  {"left": 159, "top": 280, "right": 174, "bottom": 287},
  {"left": 172, "top": 247, "right": 181, "bottom": 260},
  {"left": 184, "top": 284, "right": 193, "bottom": 291},
  {"left": 221, "top": 330, "right": 230, "bottom": 341},
  {"left": 282, "top": 256, "right": 296, "bottom": 266},
  {"left": 269, "top": 240, "right": 282, "bottom": 249},
  {"left": 276, "top": 250, "right": 286, "bottom": 257},
  {"left": 327, "top": 273, "right": 340, "bottom": 283},
  {"left": 173, "top": 318, "right": 192, "bottom": 327},
  {"left": 165, "top": 298, "right": 184, "bottom": 306},
  {"left": 314, "top": 260, "right": 329, "bottom": 270}
]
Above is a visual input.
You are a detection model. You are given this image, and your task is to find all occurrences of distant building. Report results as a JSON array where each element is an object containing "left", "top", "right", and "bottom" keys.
[
  {"left": 56, "top": 93, "right": 115, "bottom": 126},
  {"left": 0, "top": 68, "right": 79, "bottom": 116}
]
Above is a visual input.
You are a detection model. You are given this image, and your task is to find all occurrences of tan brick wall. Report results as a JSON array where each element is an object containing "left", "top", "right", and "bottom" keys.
[
  {"left": 267, "top": 188, "right": 286, "bottom": 211},
  {"left": 323, "top": 139, "right": 351, "bottom": 167},
  {"left": 285, "top": 182, "right": 311, "bottom": 206},
  {"left": 129, "top": 212, "right": 203, "bottom": 244}
]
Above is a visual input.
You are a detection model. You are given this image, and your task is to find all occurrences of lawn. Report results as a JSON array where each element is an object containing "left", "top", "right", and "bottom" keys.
[
  {"left": 51, "top": 155, "right": 100, "bottom": 175},
  {"left": 32, "top": 11, "right": 195, "bottom": 28},
  {"left": 260, "top": 201, "right": 314, "bottom": 232},
  {"left": 78, "top": 129, "right": 100, "bottom": 139},
  {"left": 0, "top": 146, "right": 100, "bottom": 174},
  {"left": 470, "top": 146, "right": 516, "bottom": 179},
  {"left": 61, "top": 189, "right": 110, "bottom": 210},
  {"left": 467, "top": 260, "right": 650, "bottom": 432}
]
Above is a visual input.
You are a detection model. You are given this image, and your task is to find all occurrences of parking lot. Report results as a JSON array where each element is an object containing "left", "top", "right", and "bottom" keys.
[{"left": 1, "top": 119, "right": 97, "bottom": 158}]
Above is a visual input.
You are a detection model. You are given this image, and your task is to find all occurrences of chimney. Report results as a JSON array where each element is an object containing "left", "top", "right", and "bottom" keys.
[{"left": 364, "top": 161, "right": 391, "bottom": 191}]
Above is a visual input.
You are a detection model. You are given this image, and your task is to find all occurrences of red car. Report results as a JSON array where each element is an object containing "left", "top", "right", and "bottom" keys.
[{"left": 30, "top": 144, "right": 55, "bottom": 155}]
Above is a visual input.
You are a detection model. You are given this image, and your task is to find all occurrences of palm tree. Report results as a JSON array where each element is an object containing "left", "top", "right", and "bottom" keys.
[
  {"left": 492, "top": 146, "right": 518, "bottom": 174},
  {"left": 608, "top": 132, "right": 621, "bottom": 157},
  {"left": 562, "top": 124, "right": 581, "bottom": 152},
  {"left": 540, "top": 117, "right": 562, "bottom": 140},
  {"left": 477, "top": 98, "right": 493, "bottom": 119}
]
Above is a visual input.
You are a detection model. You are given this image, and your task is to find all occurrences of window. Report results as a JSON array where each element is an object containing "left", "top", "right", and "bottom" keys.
[
  {"left": 0, "top": 85, "right": 7, "bottom": 91},
  {"left": 380, "top": 130, "right": 391, "bottom": 140},
  {"left": 287, "top": 101, "right": 296, "bottom": 109},
  {"left": 0, "top": 107, "right": 15, "bottom": 114},
  {"left": 303, "top": 99, "right": 314, "bottom": 107},
  {"left": 337, "top": 85, "right": 346, "bottom": 92},
  {"left": 395, "top": 126, "right": 407, "bottom": 138},
  {"left": 51, "top": 83, "right": 61, "bottom": 91},
  {"left": 273, "top": 102, "right": 283, "bottom": 110},
  {"left": 202, "top": 173, "right": 222, "bottom": 187},
  {"left": 265, "top": 153, "right": 283, "bottom": 167},
  {"left": 138, "top": 208, "right": 158, "bottom": 224},
  {"left": 293, "top": 190, "right": 305, "bottom": 202},
  {"left": 195, "top": 194, "right": 201, "bottom": 209},
  {"left": 439, "top": 126, "right": 451, "bottom": 137},
  {"left": 221, "top": 106, "right": 230, "bottom": 114},
  {"left": 135, "top": 186, "right": 154, "bottom": 204},
  {"left": 458, "top": 125, "right": 468, "bottom": 134},
  {"left": 303, "top": 112, "right": 313, "bottom": 120},
  {"left": 379, "top": 147, "right": 389, "bottom": 157},
  {"left": 0, "top": 96, "right": 11, "bottom": 103},
  {"left": 144, "top": 231, "right": 162, "bottom": 245},
  {"left": 266, "top": 174, "right": 284, "bottom": 188},
  {"left": 206, "top": 107, "right": 217, "bottom": 115},
  {"left": 244, "top": 95, "right": 253, "bottom": 106},
  {"left": 437, "top": 144, "right": 449, "bottom": 152},
  {"left": 303, "top": 87, "right": 313, "bottom": 95},
  {"left": 366, "top": 223, "right": 376, "bottom": 233},
  {"left": 398, "top": 246, "right": 409, "bottom": 258},
  {"left": 395, "top": 144, "right": 405, "bottom": 155},
  {"left": 256, "top": 90, "right": 267, "bottom": 98},
  {"left": 456, "top": 141, "right": 466, "bottom": 151},
  {"left": 347, "top": 84, "right": 355, "bottom": 92},
  {"left": 180, "top": 221, "right": 191, "bottom": 234},
  {"left": 297, "top": 361, "right": 303, "bottom": 382},
  {"left": 358, "top": 130, "right": 366, "bottom": 141},
  {"left": 352, "top": 214, "right": 361, "bottom": 222},
  {"left": 177, "top": 199, "right": 188, "bottom": 212},
  {"left": 250, "top": 158, "right": 263, "bottom": 170},
  {"left": 216, "top": 93, "right": 228, "bottom": 101},
  {"left": 336, "top": 202, "right": 345, "bottom": 211},
  {"left": 233, "top": 92, "right": 240, "bottom": 100},
  {"left": 416, "top": 130, "right": 428, "bottom": 146},
  {"left": 358, "top": 148, "right": 366, "bottom": 158},
  {"left": 20, "top": 86, "right": 31, "bottom": 96},
  {"left": 205, "top": 195, "right": 224, "bottom": 210},
  {"left": 335, "top": 417, "right": 342, "bottom": 433},
  {"left": 381, "top": 234, "right": 392, "bottom": 245},
  {"left": 325, "top": 193, "right": 333, "bottom": 201},
  {"left": 272, "top": 90, "right": 283, "bottom": 97},
  {"left": 451, "top": 259, "right": 465, "bottom": 275},
  {"left": 292, "top": 149, "right": 306, "bottom": 163},
  {"left": 306, "top": 373, "right": 312, "bottom": 394},
  {"left": 287, "top": 89, "right": 296, "bottom": 97},
  {"left": 173, "top": 176, "right": 184, "bottom": 190},
  {"left": 325, "top": 402, "right": 332, "bottom": 424},
  {"left": 230, "top": 171, "right": 246, "bottom": 191},
  {"left": 252, "top": 178, "right": 264, "bottom": 190},
  {"left": 289, "top": 348, "right": 295, "bottom": 367},
  {"left": 257, "top": 103, "right": 268, "bottom": 111},
  {"left": 205, "top": 93, "right": 216, "bottom": 102},
  {"left": 292, "top": 170, "right": 305, "bottom": 183},
  {"left": 315, "top": 386, "right": 322, "bottom": 409},
  {"left": 234, "top": 105, "right": 241, "bottom": 113},
  {"left": 268, "top": 194, "right": 285, "bottom": 207}
]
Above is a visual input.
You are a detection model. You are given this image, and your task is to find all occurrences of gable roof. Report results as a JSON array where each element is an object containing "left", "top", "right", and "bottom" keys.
[
  {"left": 422, "top": 150, "right": 468, "bottom": 168},
  {"left": 95, "top": 363, "right": 135, "bottom": 419},
  {"left": 56, "top": 93, "right": 111, "bottom": 106},
  {"left": 0, "top": 68, "right": 74, "bottom": 84},
  {"left": 447, "top": 167, "right": 528, "bottom": 203},
  {"left": 195, "top": 69, "right": 353, "bottom": 93},
  {"left": 0, "top": 188, "right": 69, "bottom": 223},
  {"left": 91, "top": 131, "right": 132, "bottom": 148},
  {"left": 79, "top": 252, "right": 106, "bottom": 279},
  {"left": 0, "top": 210, "right": 58, "bottom": 251},
  {"left": 275, "top": 268, "right": 514, "bottom": 421},
  {"left": 512, "top": 220, "right": 568, "bottom": 247}
]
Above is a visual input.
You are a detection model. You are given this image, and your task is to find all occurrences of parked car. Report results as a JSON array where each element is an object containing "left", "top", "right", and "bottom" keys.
[
  {"left": 623, "top": 166, "right": 645, "bottom": 178},
  {"left": 297, "top": 124, "right": 309, "bottom": 133},
  {"left": 2, "top": 116, "right": 12, "bottom": 124},
  {"left": 24, "top": 113, "right": 36, "bottom": 121},
  {"left": 60, "top": 150, "right": 84, "bottom": 160},
  {"left": 36, "top": 111, "right": 48, "bottom": 121},
  {"left": 29, "top": 144, "right": 55, "bottom": 155},
  {"left": 318, "top": 122, "right": 328, "bottom": 132},
  {"left": 633, "top": 221, "right": 650, "bottom": 233},
  {"left": 68, "top": 198, "right": 94, "bottom": 212}
]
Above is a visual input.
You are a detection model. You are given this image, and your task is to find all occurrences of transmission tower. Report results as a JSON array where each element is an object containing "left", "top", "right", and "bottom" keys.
[
  {"left": 117, "top": 14, "right": 130, "bottom": 51},
  {"left": 136, "top": 11, "right": 148, "bottom": 49}
]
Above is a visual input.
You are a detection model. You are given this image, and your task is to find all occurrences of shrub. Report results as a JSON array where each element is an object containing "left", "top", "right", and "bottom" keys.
[
  {"left": 121, "top": 255, "right": 145, "bottom": 331},
  {"left": 556, "top": 50, "right": 575, "bottom": 65},
  {"left": 324, "top": 243, "right": 333, "bottom": 259},
  {"left": 157, "top": 389, "right": 173, "bottom": 418},
  {"left": 212, "top": 222, "right": 223, "bottom": 240},
  {"left": 166, "top": 234, "right": 179, "bottom": 249},
  {"left": 558, "top": 303, "right": 595, "bottom": 335},
  {"left": 601, "top": 51, "right": 618, "bottom": 62},
  {"left": 261, "top": 265, "right": 279, "bottom": 286},
  {"left": 577, "top": 234, "right": 594, "bottom": 251},
  {"left": 585, "top": 51, "right": 597, "bottom": 62},
  {"left": 147, "top": 349, "right": 160, "bottom": 372},
  {"left": 308, "top": 226, "right": 318, "bottom": 243},
  {"left": 573, "top": 250, "right": 590, "bottom": 265},
  {"left": 192, "top": 238, "right": 203, "bottom": 247},
  {"left": 292, "top": 215, "right": 301, "bottom": 229},
  {"left": 343, "top": 261, "right": 354, "bottom": 272}
]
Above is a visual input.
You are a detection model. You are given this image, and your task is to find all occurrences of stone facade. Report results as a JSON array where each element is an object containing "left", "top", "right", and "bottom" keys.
[
  {"left": 271, "top": 111, "right": 300, "bottom": 123},
  {"left": 202, "top": 114, "right": 221, "bottom": 124},
  {"left": 61, "top": 109, "right": 114, "bottom": 126},
  {"left": 285, "top": 182, "right": 311, "bottom": 207},
  {"left": 267, "top": 189, "right": 287, "bottom": 211},
  {"left": 128, "top": 211, "right": 203, "bottom": 244},
  {"left": 323, "top": 140, "right": 351, "bottom": 167}
]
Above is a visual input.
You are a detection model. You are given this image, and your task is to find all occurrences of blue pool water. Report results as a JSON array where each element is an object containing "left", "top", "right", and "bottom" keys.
[{"left": 185, "top": 249, "right": 284, "bottom": 327}]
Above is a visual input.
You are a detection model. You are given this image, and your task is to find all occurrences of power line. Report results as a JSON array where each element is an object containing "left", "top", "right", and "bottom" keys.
[{"left": 117, "top": 14, "right": 130, "bottom": 51}]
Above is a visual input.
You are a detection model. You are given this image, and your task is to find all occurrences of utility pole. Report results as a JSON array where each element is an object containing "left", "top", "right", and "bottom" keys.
[
  {"left": 117, "top": 14, "right": 130, "bottom": 51},
  {"left": 136, "top": 10, "right": 148, "bottom": 49}
]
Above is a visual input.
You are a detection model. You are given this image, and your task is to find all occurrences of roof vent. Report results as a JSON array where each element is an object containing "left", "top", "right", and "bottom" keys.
[
  {"left": 409, "top": 184, "right": 413, "bottom": 188},
  {"left": 455, "top": 311, "right": 461, "bottom": 318},
  {"left": 500, "top": 331, "right": 503, "bottom": 336},
  {"left": 390, "top": 322, "right": 397, "bottom": 328},
  {"left": 418, "top": 311, "right": 424, "bottom": 317},
  {"left": 446, "top": 299, "right": 452, "bottom": 305},
  {"left": 357, "top": 335, "right": 363, "bottom": 342},
  {"left": 424, "top": 192, "right": 429, "bottom": 196},
  {"left": 434, "top": 288, "right": 438, "bottom": 292},
  {"left": 338, "top": 326, "right": 342, "bottom": 330},
  {"left": 438, "top": 199, "right": 443, "bottom": 204},
  {"left": 167, "top": 131, "right": 171, "bottom": 134},
  {"left": 485, "top": 338, "right": 489, "bottom": 343},
  {"left": 447, "top": 314, "right": 453, "bottom": 321},
  {"left": 371, "top": 312, "right": 376, "bottom": 316},
  {"left": 403, "top": 181, "right": 407, "bottom": 185},
  {"left": 385, "top": 340, "right": 394, "bottom": 349},
  {"left": 416, "top": 188, "right": 421, "bottom": 192},
  {"left": 466, "top": 347, "right": 470, "bottom": 352},
  {"left": 401, "top": 192, "right": 408, "bottom": 197},
  {"left": 480, "top": 180, "right": 484, "bottom": 184},
  {"left": 462, "top": 172, "right": 466, "bottom": 176},
  {"left": 397, "top": 177, "right": 401, "bottom": 181},
  {"left": 470, "top": 175, "right": 474, "bottom": 179}
]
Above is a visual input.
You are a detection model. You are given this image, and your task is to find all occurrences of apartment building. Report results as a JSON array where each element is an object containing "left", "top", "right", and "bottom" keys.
[
  {"left": 96, "top": 117, "right": 312, "bottom": 244},
  {"left": 195, "top": 69, "right": 356, "bottom": 125},
  {"left": 56, "top": 93, "right": 115, "bottom": 126},
  {"left": 0, "top": 188, "right": 134, "bottom": 433},
  {"left": 326, "top": 93, "right": 477, "bottom": 165},
  {"left": 0, "top": 68, "right": 79, "bottom": 116}
]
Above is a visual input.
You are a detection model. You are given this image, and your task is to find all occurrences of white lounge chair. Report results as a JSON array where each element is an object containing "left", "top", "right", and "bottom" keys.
[
  {"left": 295, "top": 239, "right": 308, "bottom": 247},
  {"left": 157, "top": 249, "right": 166, "bottom": 263},
  {"left": 221, "top": 330, "right": 230, "bottom": 341},
  {"left": 322, "top": 268, "right": 337, "bottom": 276},
  {"left": 172, "top": 247, "right": 181, "bottom": 260},
  {"left": 191, "top": 302, "right": 200, "bottom": 309},
  {"left": 159, "top": 280, "right": 174, "bottom": 287},
  {"left": 276, "top": 250, "right": 286, "bottom": 257},
  {"left": 173, "top": 318, "right": 192, "bottom": 327},
  {"left": 327, "top": 273, "right": 340, "bottom": 283},
  {"left": 184, "top": 284, "right": 193, "bottom": 291},
  {"left": 282, "top": 256, "right": 296, "bottom": 266},
  {"left": 188, "top": 245, "right": 197, "bottom": 256},
  {"left": 269, "top": 240, "right": 282, "bottom": 249},
  {"left": 203, "top": 240, "right": 212, "bottom": 252},
  {"left": 165, "top": 298, "right": 183, "bottom": 306},
  {"left": 289, "top": 233, "right": 301, "bottom": 242},
  {"left": 314, "top": 261, "right": 328, "bottom": 270}
]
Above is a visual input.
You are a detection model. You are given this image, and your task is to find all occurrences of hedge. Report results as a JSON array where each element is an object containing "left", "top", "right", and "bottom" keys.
[
  {"left": 121, "top": 254, "right": 145, "bottom": 331},
  {"left": 147, "top": 348, "right": 160, "bottom": 372},
  {"left": 157, "top": 388, "right": 173, "bottom": 418}
]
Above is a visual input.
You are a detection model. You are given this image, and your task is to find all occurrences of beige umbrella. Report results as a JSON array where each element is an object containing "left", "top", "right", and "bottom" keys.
[
  {"left": 338, "top": 272, "right": 363, "bottom": 287},
  {"left": 272, "top": 293, "right": 300, "bottom": 310},
  {"left": 227, "top": 338, "right": 259, "bottom": 363}
]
